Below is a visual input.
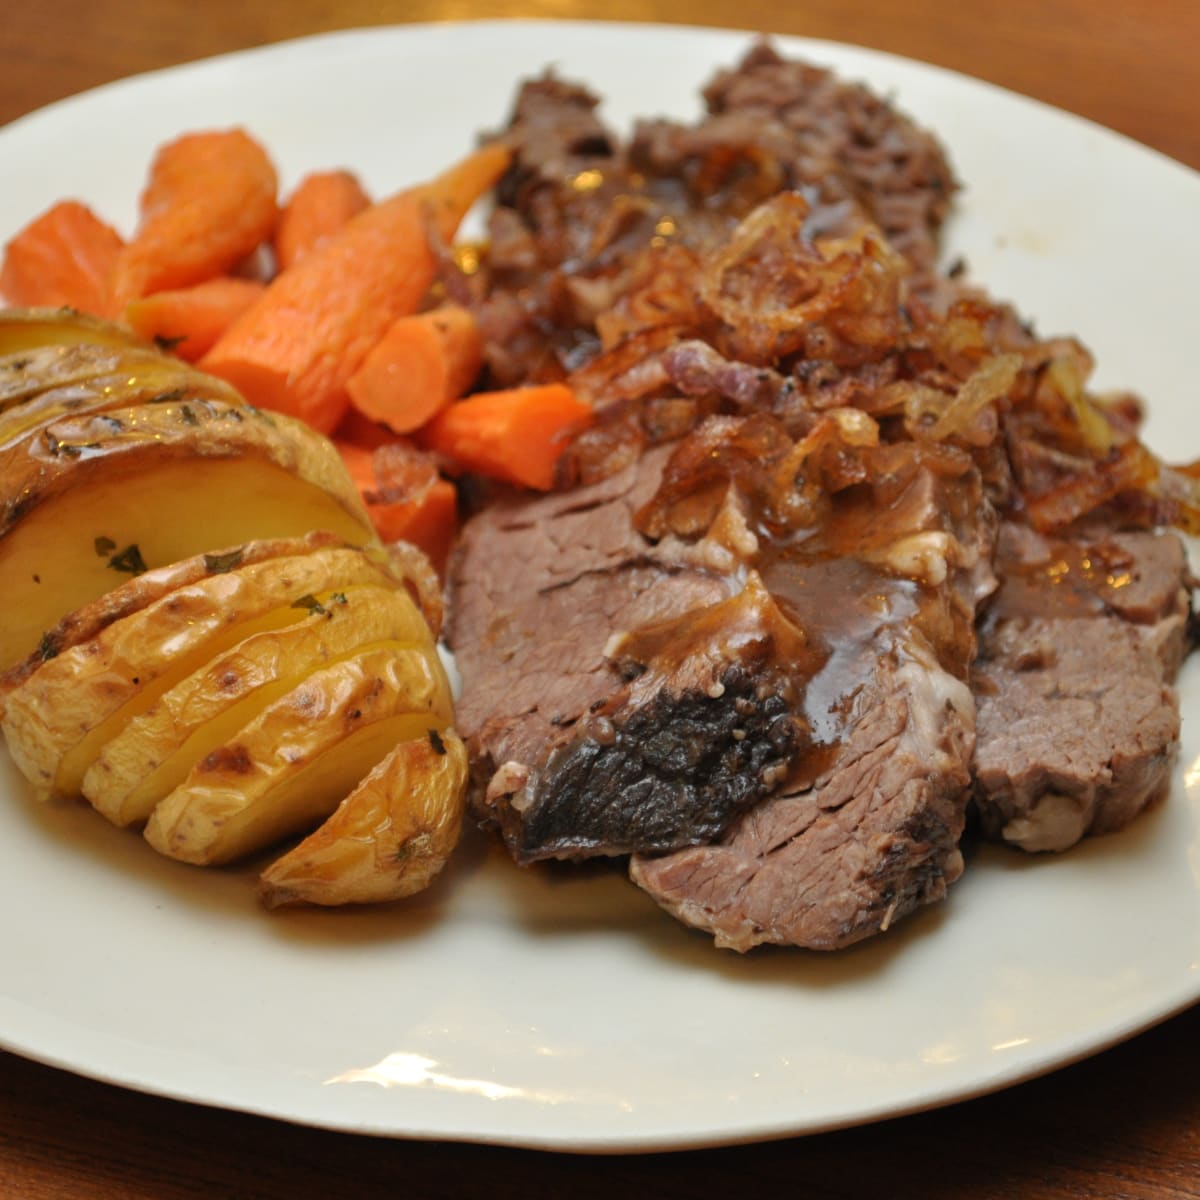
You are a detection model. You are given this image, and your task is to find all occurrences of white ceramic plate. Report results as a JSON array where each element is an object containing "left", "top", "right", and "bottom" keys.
[{"left": 1, "top": 20, "right": 1198, "bottom": 1154}]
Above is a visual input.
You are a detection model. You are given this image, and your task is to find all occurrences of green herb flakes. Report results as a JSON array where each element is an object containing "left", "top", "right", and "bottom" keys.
[
  {"left": 291, "top": 593, "right": 328, "bottom": 617},
  {"left": 203, "top": 548, "right": 245, "bottom": 574},
  {"left": 107, "top": 544, "right": 148, "bottom": 575}
]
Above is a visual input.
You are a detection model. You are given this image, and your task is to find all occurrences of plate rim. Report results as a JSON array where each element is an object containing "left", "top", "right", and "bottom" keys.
[{"left": 1, "top": 17, "right": 1198, "bottom": 1154}]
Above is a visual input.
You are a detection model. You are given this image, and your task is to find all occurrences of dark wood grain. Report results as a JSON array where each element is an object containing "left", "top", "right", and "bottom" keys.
[
  {"left": 1, "top": 2, "right": 1198, "bottom": 1196},
  {"left": 2, "top": 0, "right": 1198, "bottom": 169},
  {"left": 2, "top": 1006, "right": 1199, "bottom": 1199}
]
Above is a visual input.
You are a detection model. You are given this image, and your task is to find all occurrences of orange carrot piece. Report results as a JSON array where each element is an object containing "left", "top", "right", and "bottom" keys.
[
  {"left": 346, "top": 303, "right": 483, "bottom": 435},
  {"left": 367, "top": 479, "right": 458, "bottom": 575},
  {"left": 335, "top": 440, "right": 377, "bottom": 497},
  {"left": 274, "top": 169, "right": 370, "bottom": 270},
  {"left": 333, "top": 405, "right": 397, "bottom": 450},
  {"left": 334, "top": 438, "right": 458, "bottom": 573},
  {"left": 421, "top": 383, "right": 592, "bottom": 491},
  {"left": 370, "top": 437, "right": 443, "bottom": 498},
  {"left": 111, "top": 128, "right": 279, "bottom": 305},
  {"left": 123, "top": 276, "right": 267, "bottom": 361},
  {"left": 0, "top": 200, "right": 124, "bottom": 317},
  {"left": 199, "top": 142, "right": 510, "bottom": 435}
]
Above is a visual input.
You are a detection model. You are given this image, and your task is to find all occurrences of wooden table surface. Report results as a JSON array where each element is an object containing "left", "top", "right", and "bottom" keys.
[{"left": 1, "top": 2, "right": 1198, "bottom": 1197}]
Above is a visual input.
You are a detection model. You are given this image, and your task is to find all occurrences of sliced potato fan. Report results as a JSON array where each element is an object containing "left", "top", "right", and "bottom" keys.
[
  {"left": 0, "top": 306, "right": 150, "bottom": 354},
  {"left": 0, "top": 530, "right": 350, "bottom": 696},
  {"left": 259, "top": 728, "right": 468, "bottom": 908},
  {"left": 84, "top": 582, "right": 437, "bottom": 826},
  {"left": 0, "top": 348, "right": 244, "bottom": 448},
  {"left": 1, "top": 342, "right": 156, "bottom": 411},
  {"left": 144, "top": 642, "right": 453, "bottom": 865},
  {"left": 3, "top": 543, "right": 407, "bottom": 798},
  {"left": 0, "top": 395, "right": 376, "bottom": 671},
  {"left": 0, "top": 308, "right": 467, "bottom": 907}
]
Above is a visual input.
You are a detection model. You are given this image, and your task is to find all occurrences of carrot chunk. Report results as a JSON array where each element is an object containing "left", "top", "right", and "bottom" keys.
[
  {"left": 367, "top": 479, "right": 458, "bottom": 575},
  {"left": 274, "top": 169, "right": 370, "bottom": 270},
  {"left": 332, "top": 405, "right": 397, "bottom": 450},
  {"left": 335, "top": 439, "right": 378, "bottom": 497},
  {"left": 123, "top": 276, "right": 267, "bottom": 361},
  {"left": 334, "top": 438, "right": 459, "bottom": 574},
  {"left": 111, "top": 128, "right": 279, "bottom": 305},
  {"left": 346, "top": 303, "right": 483, "bottom": 435},
  {"left": 0, "top": 199, "right": 124, "bottom": 317},
  {"left": 420, "top": 383, "right": 592, "bottom": 491},
  {"left": 199, "top": 142, "right": 510, "bottom": 435}
]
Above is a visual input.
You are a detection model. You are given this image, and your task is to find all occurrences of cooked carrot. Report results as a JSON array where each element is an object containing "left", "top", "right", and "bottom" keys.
[
  {"left": 200, "top": 141, "right": 510, "bottom": 435},
  {"left": 370, "top": 438, "right": 443, "bottom": 498},
  {"left": 123, "top": 276, "right": 266, "bottom": 361},
  {"left": 333, "top": 405, "right": 397, "bottom": 450},
  {"left": 368, "top": 478, "right": 458, "bottom": 575},
  {"left": 0, "top": 200, "right": 124, "bottom": 317},
  {"left": 346, "top": 303, "right": 483, "bottom": 435},
  {"left": 111, "top": 128, "right": 279, "bottom": 305},
  {"left": 334, "top": 438, "right": 458, "bottom": 573},
  {"left": 275, "top": 169, "right": 370, "bottom": 270},
  {"left": 335, "top": 440, "right": 377, "bottom": 497},
  {"left": 337, "top": 435, "right": 441, "bottom": 502},
  {"left": 420, "top": 383, "right": 592, "bottom": 491}
]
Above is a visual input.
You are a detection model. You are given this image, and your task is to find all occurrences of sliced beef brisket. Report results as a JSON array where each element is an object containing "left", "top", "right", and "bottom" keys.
[
  {"left": 446, "top": 442, "right": 797, "bottom": 862},
  {"left": 468, "top": 41, "right": 957, "bottom": 391},
  {"left": 970, "top": 522, "right": 1191, "bottom": 852},
  {"left": 628, "top": 440, "right": 995, "bottom": 951},
  {"left": 445, "top": 47, "right": 1196, "bottom": 954},
  {"left": 446, "top": 418, "right": 997, "bottom": 949},
  {"left": 644, "top": 40, "right": 956, "bottom": 285}
]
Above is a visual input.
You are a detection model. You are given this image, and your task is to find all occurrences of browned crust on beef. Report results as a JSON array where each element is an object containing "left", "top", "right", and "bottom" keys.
[
  {"left": 447, "top": 431, "right": 997, "bottom": 949},
  {"left": 630, "top": 627, "right": 975, "bottom": 950},
  {"left": 446, "top": 447, "right": 784, "bottom": 861},
  {"left": 627, "top": 453, "right": 995, "bottom": 951}
]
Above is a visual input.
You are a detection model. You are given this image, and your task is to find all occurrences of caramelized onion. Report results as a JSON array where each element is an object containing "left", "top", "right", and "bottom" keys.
[
  {"left": 697, "top": 193, "right": 906, "bottom": 365},
  {"left": 468, "top": 105, "right": 1190, "bottom": 545},
  {"left": 917, "top": 353, "right": 1021, "bottom": 445},
  {"left": 635, "top": 410, "right": 887, "bottom": 546}
]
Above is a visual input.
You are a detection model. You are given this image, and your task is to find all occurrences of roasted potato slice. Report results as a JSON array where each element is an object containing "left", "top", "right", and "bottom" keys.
[
  {"left": 1, "top": 342, "right": 150, "bottom": 411},
  {"left": 144, "top": 643, "right": 454, "bottom": 866},
  {"left": 0, "top": 307, "right": 465, "bottom": 910},
  {"left": 0, "top": 531, "right": 350, "bottom": 698},
  {"left": 259, "top": 728, "right": 468, "bottom": 908},
  {"left": 0, "top": 307, "right": 149, "bottom": 355},
  {"left": 84, "top": 583, "right": 438, "bottom": 826},
  {"left": 0, "top": 352, "right": 243, "bottom": 447},
  {"left": 0, "top": 396, "right": 376, "bottom": 670},
  {"left": 2, "top": 545, "right": 403, "bottom": 798}
]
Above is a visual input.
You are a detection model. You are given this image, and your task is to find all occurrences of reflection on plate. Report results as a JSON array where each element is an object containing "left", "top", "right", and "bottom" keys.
[{"left": 1, "top": 20, "right": 1198, "bottom": 1153}]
